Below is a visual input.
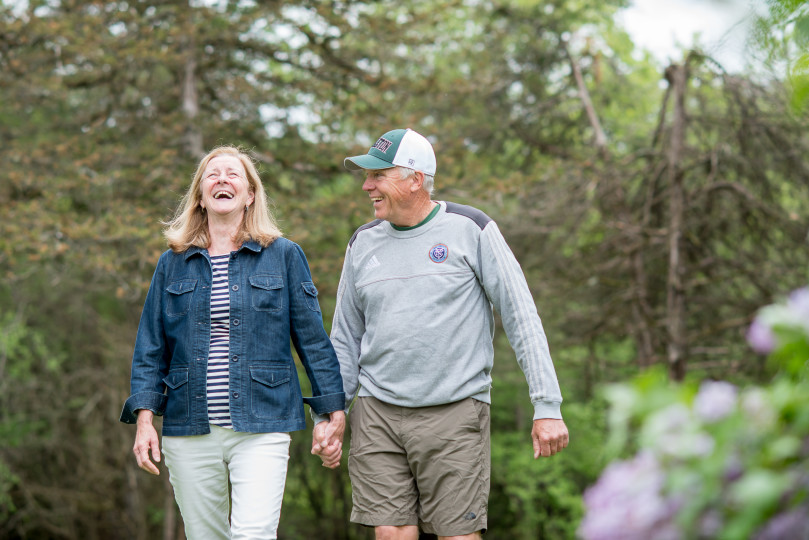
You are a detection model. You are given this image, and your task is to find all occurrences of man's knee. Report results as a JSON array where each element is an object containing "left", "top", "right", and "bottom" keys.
[
  {"left": 375, "top": 525, "right": 419, "bottom": 540},
  {"left": 438, "top": 533, "right": 482, "bottom": 540}
]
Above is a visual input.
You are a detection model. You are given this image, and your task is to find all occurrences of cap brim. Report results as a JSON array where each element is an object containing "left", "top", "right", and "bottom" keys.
[{"left": 344, "top": 154, "right": 395, "bottom": 171}]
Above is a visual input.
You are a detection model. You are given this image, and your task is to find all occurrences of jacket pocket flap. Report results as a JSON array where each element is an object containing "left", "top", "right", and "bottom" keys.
[
  {"left": 302, "top": 281, "right": 318, "bottom": 297},
  {"left": 249, "top": 275, "right": 283, "bottom": 291},
  {"left": 163, "top": 369, "right": 189, "bottom": 389},
  {"left": 166, "top": 279, "right": 197, "bottom": 295},
  {"left": 250, "top": 366, "right": 290, "bottom": 388}
]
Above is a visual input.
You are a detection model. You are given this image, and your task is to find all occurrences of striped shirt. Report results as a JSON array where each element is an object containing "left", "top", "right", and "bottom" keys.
[{"left": 207, "top": 254, "right": 232, "bottom": 428}]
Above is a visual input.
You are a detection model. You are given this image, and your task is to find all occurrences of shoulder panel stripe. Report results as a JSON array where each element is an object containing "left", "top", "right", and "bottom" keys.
[
  {"left": 349, "top": 219, "right": 384, "bottom": 247},
  {"left": 444, "top": 202, "right": 492, "bottom": 230}
]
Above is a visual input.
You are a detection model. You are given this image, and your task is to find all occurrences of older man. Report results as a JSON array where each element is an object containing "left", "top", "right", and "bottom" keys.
[{"left": 313, "top": 128, "right": 568, "bottom": 540}]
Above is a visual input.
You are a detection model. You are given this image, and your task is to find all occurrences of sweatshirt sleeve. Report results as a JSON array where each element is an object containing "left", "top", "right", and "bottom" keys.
[
  {"left": 312, "top": 244, "right": 365, "bottom": 425},
  {"left": 478, "top": 221, "right": 563, "bottom": 420}
]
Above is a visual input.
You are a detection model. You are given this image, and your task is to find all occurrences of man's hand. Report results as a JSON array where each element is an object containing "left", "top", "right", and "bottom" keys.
[
  {"left": 532, "top": 418, "right": 569, "bottom": 458},
  {"left": 311, "top": 410, "right": 345, "bottom": 469},
  {"left": 133, "top": 410, "right": 161, "bottom": 475}
]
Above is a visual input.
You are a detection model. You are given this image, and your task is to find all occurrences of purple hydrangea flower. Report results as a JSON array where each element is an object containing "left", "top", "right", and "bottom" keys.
[
  {"left": 643, "top": 404, "right": 714, "bottom": 458},
  {"left": 753, "top": 506, "right": 809, "bottom": 540},
  {"left": 579, "top": 451, "right": 682, "bottom": 540},
  {"left": 747, "top": 319, "right": 776, "bottom": 354},
  {"left": 748, "top": 287, "right": 809, "bottom": 354},
  {"left": 694, "top": 381, "right": 738, "bottom": 422},
  {"left": 787, "top": 288, "right": 809, "bottom": 322}
]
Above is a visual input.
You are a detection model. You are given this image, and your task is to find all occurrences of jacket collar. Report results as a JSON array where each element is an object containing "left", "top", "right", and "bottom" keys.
[{"left": 184, "top": 240, "right": 262, "bottom": 260}]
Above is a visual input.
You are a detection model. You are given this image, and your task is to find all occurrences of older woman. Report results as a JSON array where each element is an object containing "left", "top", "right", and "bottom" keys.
[{"left": 120, "top": 146, "right": 345, "bottom": 539}]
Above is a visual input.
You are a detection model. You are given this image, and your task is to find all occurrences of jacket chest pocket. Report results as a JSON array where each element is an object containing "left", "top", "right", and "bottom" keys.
[
  {"left": 249, "top": 274, "right": 283, "bottom": 312},
  {"left": 165, "top": 279, "right": 197, "bottom": 317}
]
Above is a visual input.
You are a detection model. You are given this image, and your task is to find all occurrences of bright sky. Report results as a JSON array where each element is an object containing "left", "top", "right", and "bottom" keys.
[{"left": 616, "top": 0, "right": 762, "bottom": 72}]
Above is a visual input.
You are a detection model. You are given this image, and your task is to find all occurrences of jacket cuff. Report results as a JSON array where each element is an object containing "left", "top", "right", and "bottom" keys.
[
  {"left": 120, "top": 391, "right": 168, "bottom": 424},
  {"left": 303, "top": 392, "right": 346, "bottom": 416},
  {"left": 532, "top": 400, "right": 563, "bottom": 421}
]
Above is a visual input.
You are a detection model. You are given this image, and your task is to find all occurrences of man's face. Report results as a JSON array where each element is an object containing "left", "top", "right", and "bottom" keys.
[{"left": 361, "top": 167, "right": 413, "bottom": 224}]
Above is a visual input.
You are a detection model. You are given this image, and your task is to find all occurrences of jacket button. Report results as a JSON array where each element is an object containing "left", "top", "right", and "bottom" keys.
[
  {"left": 232, "top": 284, "right": 239, "bottom": 291},
  {"left": 232, "top": 392, "right": 239, "bottom": 399},
  {"left": 231, "top": 355, "right": 239, "bottom": 362},
  {"left": 233, "top": 319, "right": 240, "bottom": 326}
]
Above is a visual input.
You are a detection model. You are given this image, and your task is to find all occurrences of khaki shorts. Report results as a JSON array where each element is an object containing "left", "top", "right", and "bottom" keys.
[{"left": 348, "top": 396, "right": 490, "bottom": 536}]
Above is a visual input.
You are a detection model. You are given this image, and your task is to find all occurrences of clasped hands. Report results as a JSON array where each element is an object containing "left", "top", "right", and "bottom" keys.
[{"left": 311, "top": 410, "right": 346, "bottom": 469}]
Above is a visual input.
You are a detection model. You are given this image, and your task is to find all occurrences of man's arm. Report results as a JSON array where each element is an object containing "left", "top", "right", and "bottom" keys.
[{"left": 478, "top": 221, "right": 569, "bottom": 456}]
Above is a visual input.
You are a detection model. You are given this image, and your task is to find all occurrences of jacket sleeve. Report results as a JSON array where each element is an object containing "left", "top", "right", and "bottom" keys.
[
  {"left": 477, "top": 221, "right": 563, "bottom": 420},
  {"left": 120, "top": 253, "right": 171, "bottom": 424},
  {"left": 287, "top": 242, "right": 346, "bottom": 418}
]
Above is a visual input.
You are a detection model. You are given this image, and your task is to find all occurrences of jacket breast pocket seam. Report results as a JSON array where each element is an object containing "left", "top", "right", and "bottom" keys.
[
  {"left": 165, "top": 279, "right": 197, "bottom": 317},
  {"left": 249, "top": 274, "right": 284, "bottom": 312}
]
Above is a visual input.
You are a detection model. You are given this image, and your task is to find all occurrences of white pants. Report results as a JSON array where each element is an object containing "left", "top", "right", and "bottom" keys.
[{"left": 162, "top": 425, "right": 291, "bottom": 540}]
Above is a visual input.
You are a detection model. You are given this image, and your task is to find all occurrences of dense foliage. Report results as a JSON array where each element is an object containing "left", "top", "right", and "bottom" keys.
[
  {"left": 1, "top": 0, "right": 808, "bottom": 539},
  {"left": 580, "top": 289, "right": 809, "bottom": 540}
]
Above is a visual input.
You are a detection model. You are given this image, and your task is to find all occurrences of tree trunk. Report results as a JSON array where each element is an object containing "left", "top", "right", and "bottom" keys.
[
  {"left": 564, "top": 42, "right": 608, "bottom": 156},
  {"left": 181, "top": 4, "right": 203, "bottom": 160},
  {"left": 182, "top": 51, "right": 204, "bottom": 159},
  {"left": 664, "top": 63, "right": 689, "bottom": 381}
]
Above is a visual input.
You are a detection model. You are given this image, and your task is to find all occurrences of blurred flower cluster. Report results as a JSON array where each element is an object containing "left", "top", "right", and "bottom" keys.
[{"left": 579, "top": 289, "right": 809, "bottom": 540}]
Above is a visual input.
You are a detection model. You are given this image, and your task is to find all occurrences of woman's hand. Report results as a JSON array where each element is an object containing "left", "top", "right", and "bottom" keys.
[
  {"left": 133, "top": 410, "right": 161, "bottom": 475},
  {"left": 311, "top": 410, "right": 345, "bottom": 469}
]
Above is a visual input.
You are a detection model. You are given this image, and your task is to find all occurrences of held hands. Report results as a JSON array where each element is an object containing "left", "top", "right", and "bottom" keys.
[
  {"left": 532, "top": 418, "right": 569, "bottom": 458},
  {"left": 133, "top": 410, "right": 161, "bottom": 475},
  {"left": 311, "top": 410, "right": 346, "bottom": 469}
]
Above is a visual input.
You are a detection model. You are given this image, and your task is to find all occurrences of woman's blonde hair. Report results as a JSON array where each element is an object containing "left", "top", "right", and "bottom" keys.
[{"left": 163, "top": 146, "right": 283, "bottom": 252}]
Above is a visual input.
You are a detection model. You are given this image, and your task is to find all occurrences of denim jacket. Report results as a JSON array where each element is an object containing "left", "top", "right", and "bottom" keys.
[{"left": 119, "top": 238, "right": 345, "bottom": 436}]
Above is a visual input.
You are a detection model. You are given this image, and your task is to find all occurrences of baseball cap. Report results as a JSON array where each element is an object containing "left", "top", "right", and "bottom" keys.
[{"left": 344, "top": 128, "right": 437, "bottom": 176}]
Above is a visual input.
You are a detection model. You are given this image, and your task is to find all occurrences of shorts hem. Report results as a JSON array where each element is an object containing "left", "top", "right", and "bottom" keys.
[
  {"left": 350, "top": 510, "right": 418, "bottom": 528},
  {"left": 421, "top": 515, "right": 488, "bottom": 537}
]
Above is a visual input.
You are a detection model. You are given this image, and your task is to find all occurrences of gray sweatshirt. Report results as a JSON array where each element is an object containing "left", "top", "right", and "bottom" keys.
[{"left": 329, "top": 201, "right": 562, "bottom": 421}]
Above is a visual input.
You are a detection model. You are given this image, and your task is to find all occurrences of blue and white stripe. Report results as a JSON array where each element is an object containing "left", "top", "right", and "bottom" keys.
[{"left": 208, "top": 254, "right": 232, "bottom": 428}]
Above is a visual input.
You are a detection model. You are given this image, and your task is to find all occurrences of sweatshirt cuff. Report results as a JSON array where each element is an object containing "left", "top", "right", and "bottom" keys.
[
  {"left": 532, "top": 400, "right": 562, "bottom": 420},
  {"left": 310, "top": 411, "right": 330, "bottom": 426}
]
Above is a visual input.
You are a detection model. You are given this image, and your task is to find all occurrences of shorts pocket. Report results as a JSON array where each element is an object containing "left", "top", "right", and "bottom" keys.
[
  {"left": 249, "top": 364, "right": 292, "bottom": 419},
  {"left": 301, "top": 281, "right": 321, "bottom": 313},
  {"left": 162, "top": 369, "right": 190, "bottom": 424},
  {"left": 165, "top": 279, "right": 197, "bottom": 317},
  {"left": 249, "top": 274, "right": 283, "bottom": 312}
]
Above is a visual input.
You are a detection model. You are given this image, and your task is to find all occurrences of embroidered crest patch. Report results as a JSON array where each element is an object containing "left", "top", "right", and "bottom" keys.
[{"left": 429, "top": 243, "right": 449, "bottom": 263}]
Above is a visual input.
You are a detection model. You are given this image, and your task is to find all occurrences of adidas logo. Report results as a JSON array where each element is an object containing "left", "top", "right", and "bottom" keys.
[{"left": 365, "top": 255, "right": 381, "bottom": 270}]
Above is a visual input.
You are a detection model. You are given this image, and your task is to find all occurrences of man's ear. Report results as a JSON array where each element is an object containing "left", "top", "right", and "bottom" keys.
[{"left": 410, "top": 171, "right": 425, "bottom": 192}]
